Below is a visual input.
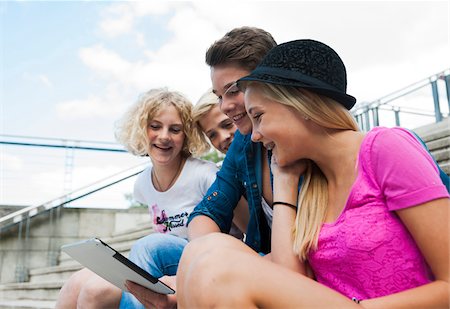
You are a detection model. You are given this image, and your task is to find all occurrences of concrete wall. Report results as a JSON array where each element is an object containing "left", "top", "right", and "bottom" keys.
[{"left": 0, "top": 207, "right": 147, "bottom": 284}]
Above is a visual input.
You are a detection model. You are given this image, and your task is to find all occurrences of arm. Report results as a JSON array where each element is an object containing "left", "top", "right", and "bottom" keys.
[
  {"left": 188, "top": 215, "right": 221, "bottom": 240},
  {"left": 361, "top": 128, "right": 449, "bottom": 307},
  {"left": 187, "top": 132, "right": 247, "bottom": 236},
  {"left": 361, "top": 198, "right": 449, "bottom": 308},
  {"left": 232, "top": 197, "right": 249, "bottom": 234},
  {"left": 270, "top": 157, "right": 306, "bottom": 273}
]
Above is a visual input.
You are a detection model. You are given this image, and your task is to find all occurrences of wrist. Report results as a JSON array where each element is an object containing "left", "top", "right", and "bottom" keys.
[{"left": 272, "top": 201, "right": 297, "bottom": 210}]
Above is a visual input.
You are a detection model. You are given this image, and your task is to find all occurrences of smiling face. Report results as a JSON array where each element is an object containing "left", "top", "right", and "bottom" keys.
[
  {"left": 244, "top": 85, "right": 311, "bottom": 167},
  {"left": 146, "top": 104, "right": 185, "bottom": 166},
  {"left": 211, "top": 65, "right": 252, "bottom": 134},
  {"left": 198, "top": 104, "right": 236, "bottom": 154}
]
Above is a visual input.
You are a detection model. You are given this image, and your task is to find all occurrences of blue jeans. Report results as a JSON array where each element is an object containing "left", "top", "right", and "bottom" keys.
[{"left": 119, "top": 233, "right": 188, "bottom": 309}]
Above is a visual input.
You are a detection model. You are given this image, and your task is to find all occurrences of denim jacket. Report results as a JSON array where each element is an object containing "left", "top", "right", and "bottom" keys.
[{"left": 188, "top": 131, "right": 271, "bottom": 254}]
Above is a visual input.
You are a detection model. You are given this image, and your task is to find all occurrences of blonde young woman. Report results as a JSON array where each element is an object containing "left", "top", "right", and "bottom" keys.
[
  {"left": 56, "top": 88, "right": 217, "bottom": 309},
  {"left": 177, "top": 40, "right": 449, "bottom": 308}
]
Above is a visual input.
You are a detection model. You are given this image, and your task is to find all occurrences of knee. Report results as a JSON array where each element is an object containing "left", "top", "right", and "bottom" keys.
[
  {"left": 78, "top": 276, "right": 120, "bottom": 307},
  {"left": 56, "top": 269, "right": 92, "bottom": 308},
  {"left": 178, "top": 240, "right": 239, "bottom": 307},
  {"left": 181, "top": 233, "right": 226, "bottom": 261}
]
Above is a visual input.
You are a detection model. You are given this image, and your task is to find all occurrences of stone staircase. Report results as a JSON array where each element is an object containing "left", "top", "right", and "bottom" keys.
[
  {"left": 413, "top": 117, "right": 450, "bottom": 176},
  {"left": 0, "top": 219, "right": 153, "bottom": 309}
]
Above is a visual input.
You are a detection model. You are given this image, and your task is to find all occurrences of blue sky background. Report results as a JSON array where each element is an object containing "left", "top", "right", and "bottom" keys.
[{"left": 1, "top": 1, "right": 449, "bottom": 207}]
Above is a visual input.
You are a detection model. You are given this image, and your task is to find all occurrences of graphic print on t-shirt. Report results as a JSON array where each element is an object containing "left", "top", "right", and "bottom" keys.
[{"left": 151, "top": 203, "right": 189, "bottom": 234}]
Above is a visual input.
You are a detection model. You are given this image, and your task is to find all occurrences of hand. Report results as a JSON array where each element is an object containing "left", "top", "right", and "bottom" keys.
[
  {"left": 271, "top": 155, "right": 307, "bottom": 188},
  {"left": 125, "top": 276, "right": 177, "bottom": 309}
]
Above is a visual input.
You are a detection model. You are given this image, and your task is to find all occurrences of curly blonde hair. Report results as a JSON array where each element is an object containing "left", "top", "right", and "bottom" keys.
[
  {"left": 191, "top": 90, "right": 220, "bottom": 154},
  {"left": 115, "top": 88, "right": 209, "bottom": 157}
]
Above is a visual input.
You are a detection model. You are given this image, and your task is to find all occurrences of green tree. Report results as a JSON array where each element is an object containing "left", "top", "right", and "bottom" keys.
[{"left": 124, "top": 193, "right": 146, "bottom": 208}]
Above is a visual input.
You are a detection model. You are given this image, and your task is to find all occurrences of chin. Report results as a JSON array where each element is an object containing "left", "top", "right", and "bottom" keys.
[
  {"left": 273, "top": 152, "right": 294, "bottom": 168},
  {"left": 238, "top": 122, "right": 252, "bottom": 135}
]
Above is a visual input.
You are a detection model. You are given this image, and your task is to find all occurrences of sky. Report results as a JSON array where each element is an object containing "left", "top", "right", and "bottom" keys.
[{"left": 1, "top": 0, "right": 449, "bottom": 208}]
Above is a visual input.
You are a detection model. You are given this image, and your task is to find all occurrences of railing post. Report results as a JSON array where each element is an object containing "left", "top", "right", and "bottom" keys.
[
  {"left": 394, "top": 108, "right": 401, "bottom": 126},
  {"left": 14, "top": 221, "right": 29, "bottom": 282},
  {"left": 431, "top": 79, "right": 443, "bottom": 122},
  {"left": 355, "top": 114, "right": 362, "bottom": 131},
  {"left": 364, "top": 110, "right": 371, "bottom": 131},
  {"left": 371, "top": 107, "right": 379, "bottom": 127},
  {"left": 47, "top": 208, "right": 59, "bottom": 266},
  {"left": 444, "top": 74, "right": 450, "bottom": 112}
]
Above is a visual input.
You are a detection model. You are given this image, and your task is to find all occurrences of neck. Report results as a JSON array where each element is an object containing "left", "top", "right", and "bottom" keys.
[
  {"left": 313, "top": 130, "right": 364, "bottom": 185},
  {"left": 151, "top": 156, "right": 185, "bottom": 192}
]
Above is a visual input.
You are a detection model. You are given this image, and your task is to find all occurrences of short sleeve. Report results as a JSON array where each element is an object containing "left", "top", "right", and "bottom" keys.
[
  {"left": 133, "top": 167, "right": 150, "bottom": 205},
  {"left": 366, "top": 127, "right": 449, "bottom": 211}
]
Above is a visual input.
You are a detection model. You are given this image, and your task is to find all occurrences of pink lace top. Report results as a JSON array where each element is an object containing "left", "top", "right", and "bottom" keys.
[{"left": 308, "top": 127, "right": 449, "bottom": 300}]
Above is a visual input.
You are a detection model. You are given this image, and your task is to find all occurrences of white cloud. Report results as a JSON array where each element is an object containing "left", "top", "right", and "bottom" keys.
[
  {"left": 98, "top": 1, "right": 174, "bottom": 38},
  {"left": 99, "top": 3, "right": 134, "bottom": 37},
  {"left": 91, "top": 1, "right": 449, "bottom": 104},
  {"left": 22, "top": 72, "right": 54, "bottom": 88},
  {"left": 55, "top": 93, "right": 125, "bottom": 120},
  {"left": 79, "top": 44, "right": 132, "bottom": 77},
  {"left": 135, "top": 32, "right": 146, "bottom": 47},
  {"left": 1, "top": 152, "right": 23, "bottom": 170},
  {"left": 37, "top": 74, "right": 53, "bottom": 88}
]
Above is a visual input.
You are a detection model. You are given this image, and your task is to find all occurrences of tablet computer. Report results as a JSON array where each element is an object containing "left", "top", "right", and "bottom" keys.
[{"left": 61, "top": 237, "right": 175, "bottom": 295}]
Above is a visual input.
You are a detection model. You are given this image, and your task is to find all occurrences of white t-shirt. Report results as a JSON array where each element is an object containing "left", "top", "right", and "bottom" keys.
[
  {"left": 261, "top": 197, "right": 273, "bottom": 229},
  {"left": 133, "top": 157, "right": 218, "bottom": 239}
]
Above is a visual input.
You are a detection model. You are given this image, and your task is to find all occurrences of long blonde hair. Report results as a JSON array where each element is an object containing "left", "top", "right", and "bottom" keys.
[
  {"left": 115, "top": 88, "right": 209, "bottom": 158},
  {"left": 247, "top": 82, "right": 359, "bottom": 261}
]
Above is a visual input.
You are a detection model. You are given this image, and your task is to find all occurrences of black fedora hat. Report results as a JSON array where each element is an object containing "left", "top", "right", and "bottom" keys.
[{"left": 238, "top": 39, "right": 356, "bottom": 110}]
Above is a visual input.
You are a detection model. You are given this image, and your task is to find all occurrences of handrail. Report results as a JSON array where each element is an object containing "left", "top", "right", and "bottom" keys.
[
  {"left": 352, "top": 68, "right": 450, "bottom": 114},
  {"left": 0, "top": 162, "right": 149, "bottom": 232}
]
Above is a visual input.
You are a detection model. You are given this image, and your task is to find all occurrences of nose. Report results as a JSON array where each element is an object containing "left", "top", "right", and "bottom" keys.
[
  {"left": 159, "top": 128, "right": 170, "bottom": 141},
  {"left": 251, "top": 129, "right": 262, "bottom": 142},
  {"left": 218, "top": 129, "right": 232, "bottom": 142},
  {"left": 219, "top": 96, "right": 235, "bottom": 115},
  {"left": 218, "top": 130, "right": 232, "bottom": 145}
]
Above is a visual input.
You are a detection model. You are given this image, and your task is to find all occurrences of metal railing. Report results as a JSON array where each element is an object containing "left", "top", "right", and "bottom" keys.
[
  {"left": 0, "top": 162, "right": 147, "bottom": 233},
  {"left": 352, "top": 69, "right": 450, "bottom": 131},
  {"left": 0, "top": 137, "right": 148, "bottom": 282}
]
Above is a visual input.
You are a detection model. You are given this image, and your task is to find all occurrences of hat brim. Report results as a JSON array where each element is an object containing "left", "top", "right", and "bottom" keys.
[{"left": 238, "top": 73, "right": 356, "bottom": 110}]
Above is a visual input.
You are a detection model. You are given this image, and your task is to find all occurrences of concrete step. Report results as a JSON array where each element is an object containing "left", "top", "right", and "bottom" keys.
[
  {"left": 112, "top": 221, "right": 153, "bottom": 238},
  {"left": 29, "top": 263, "right": 82, "bottom": 283},
  {"left": 440, "top": 161, "right": 450, "bottom": 175},
  {"left": 0, "top": 209, "right": 153, "bottom": 305},
  {"left": 432, "top": 147, "right": 450, "bottom": 162},
  {"left": 426, "top": 136, "right": 450, "bottom": 152},
  {"left": 17, "top": 224, "right": 156, "bottom": 302},
  {"left": 414, "top": 118, "right": 449, "bottom": 142},
  {"left": 0, "top": 280, "right": 64, "bottom": 301},
  {"left": 0, "top": 300, "right": 55, "bottom": 309}
]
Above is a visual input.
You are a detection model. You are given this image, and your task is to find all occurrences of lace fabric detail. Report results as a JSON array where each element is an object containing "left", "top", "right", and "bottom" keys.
[
  {"left": 309, "top": 200, "right": 431, "bottom": 299},
  {"left": 308, "top": 128, "right": 438, "bottom": 299}
]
